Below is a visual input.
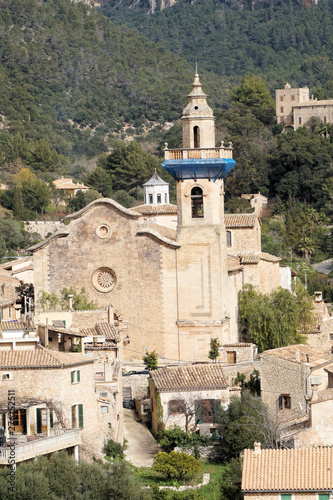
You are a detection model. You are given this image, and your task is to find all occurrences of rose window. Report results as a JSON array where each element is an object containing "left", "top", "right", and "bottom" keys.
[{"left": 92, "top": 267, "right": 117, "bottom": 293}]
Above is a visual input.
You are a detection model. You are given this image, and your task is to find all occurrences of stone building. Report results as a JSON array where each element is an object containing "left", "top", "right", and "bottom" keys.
[
  {"left": 241, "top": 192, "right": 268, "bottom": 217},
  {"left": 242, "top": 443, "right": 333, "bottom": 499},
  {"left": 29, "top": 72, "right": 282, "bottom": 363},
  {"left": 149, "top": 363, "right": 240, "bottom": 437},
  {"left": 0, "top": 341, "right": 122, "bottom": 463},
  {"left": 260, "top": 344, "right": 332, "bottom": 424},
  {"left": 0, "top": 269, "right": 20, "bottom": 322},
  {"left": 276, "top": 82, "right": 333, "bottom": 130}
]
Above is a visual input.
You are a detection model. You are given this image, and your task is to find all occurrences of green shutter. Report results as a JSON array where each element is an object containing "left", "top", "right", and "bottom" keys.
[
  {"left": 36, "top": 409, "right": 42, "bottom": 434},
  {"left": 50, "top": 410, "right": 53, "bottom": 428},
  {"left": 77, "top": 370, "right": 80, "bottom": 383},
  {"left": 281, "top": 495, "right": 292, "bottom": 500},
  {"left": 71, "top": 405, "right": 75, "bottom": 428},
  {"left": 318, "top": 495, "right": 329, "bottom": 500},
  {"left": 71, "top": 371, "right": 74, "bottom": 384},
  {"left": 78, "top": 404, "right": 83, "bottom": 429}
]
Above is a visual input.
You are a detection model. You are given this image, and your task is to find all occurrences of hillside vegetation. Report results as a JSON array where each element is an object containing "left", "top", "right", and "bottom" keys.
[{"left": 101, "top": 0, "right": 333, "bottom": 96}]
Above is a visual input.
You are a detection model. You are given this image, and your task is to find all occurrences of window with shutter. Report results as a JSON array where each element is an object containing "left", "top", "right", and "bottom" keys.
[
  {"left": 71, "top": 405, "right": 75, "bottom": 428},
  {"left": 78, "top": 404, "right": 83, "bottom": 429}
]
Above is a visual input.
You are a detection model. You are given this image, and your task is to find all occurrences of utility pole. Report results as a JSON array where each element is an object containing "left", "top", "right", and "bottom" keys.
[{"left": 304, "top": 267, "right": 308, "bottom": 290}]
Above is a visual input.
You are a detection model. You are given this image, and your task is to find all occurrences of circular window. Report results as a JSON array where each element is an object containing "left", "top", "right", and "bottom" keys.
[
  {"left": 194, "top": 106, "right": 198, "bottom": 110},
  {"left": 92, "top": 267, "right": 117, "bottom": 293},
  {"left": 96, "top": 224, "right": 111, "bottom": 239}
]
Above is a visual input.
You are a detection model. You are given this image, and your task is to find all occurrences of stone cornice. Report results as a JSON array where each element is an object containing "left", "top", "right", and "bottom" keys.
[
  {"left": 64, "top": 198, "right": 141, "bottom": 221},
  {"left": 27, "top": 231, "right": 70, "bottom": 252},
  {"left": 136, "top": 228, "right": 180, "bottom": 249}
]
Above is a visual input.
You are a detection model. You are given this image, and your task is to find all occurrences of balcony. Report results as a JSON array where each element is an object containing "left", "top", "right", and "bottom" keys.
[
  {"left": 164, "top": 143, "right": 233, "bottom": 161},
  {"left": 0, "top": 428, "right": 81, "bottom": 464}
]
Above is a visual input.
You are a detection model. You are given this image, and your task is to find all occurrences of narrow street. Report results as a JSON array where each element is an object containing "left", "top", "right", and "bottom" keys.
[{"left": 123, "top": 408, "right": 160, "bottom": 467}]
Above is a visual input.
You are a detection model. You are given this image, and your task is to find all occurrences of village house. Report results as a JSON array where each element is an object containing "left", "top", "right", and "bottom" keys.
[
  {"left": 0, "top": 269, "right": 20, "bottom": 322},
  {"left": 276, "top": 82, "right": 333, "bottom": 130},
  {"left": 28, "top": 72, "right": 284, "bottom": 363},
  {"left": 0, "top": 340, "right": 122, "bottom": 463},
  {"left": 260, "top": 344, "right": 333, "bottom": 431},
  {"left": 149, "top": 363, "right": 240, "bottom": 437},
  {"left": 241, "top": 192, "right": 268, "bottom": 217},
  {"left": 242, "top": 443, "right": 333, "bottom": 499},
  {"left": 53, "top": 177, "right": 90, "bottom": 197},
  {"left": 2, "top": 256, "right": 34, "bottom": 287}
]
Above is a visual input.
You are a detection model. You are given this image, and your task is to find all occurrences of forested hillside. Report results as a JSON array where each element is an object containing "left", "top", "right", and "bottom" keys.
[
  {"left": 101, "top": 0, "right": 333, "bottom": 96},
  {"left": 0, "top": 0, "right": 224, "bottom": 169}
]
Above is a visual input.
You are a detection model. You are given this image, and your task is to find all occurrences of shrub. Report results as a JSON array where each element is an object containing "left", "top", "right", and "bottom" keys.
[
  {"left": 152, "top": 451, "right": 201, "bottom": 480},
  {"left": 104, "top": 439, "right": 124, "bottom": 460},
  {"left": 159, "top": 427, "right": 210, "bottom": 453}
]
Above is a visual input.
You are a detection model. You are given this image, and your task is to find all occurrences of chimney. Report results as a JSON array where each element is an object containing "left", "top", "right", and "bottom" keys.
[
  {"left": 314, "top": 291, "right": 323, "bottom": 303},
  {"left": 296, "top": 349, "right": 300, "bottom": 362},
  {"left": 254, "top": 442, "right": 261, "bottom": 454}
]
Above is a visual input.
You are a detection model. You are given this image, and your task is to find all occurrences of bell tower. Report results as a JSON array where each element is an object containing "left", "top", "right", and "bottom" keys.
[
  {"left": 162, "top": 71, "right": 237, "bottom": 360},
  {"left": 181, "top": 70, "right": 215, "bottom": 149}
]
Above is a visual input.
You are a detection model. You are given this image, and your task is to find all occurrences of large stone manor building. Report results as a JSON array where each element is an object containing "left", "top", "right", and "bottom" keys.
[{"left": 29, "top": 73, "right": 281, "bottom": 362}]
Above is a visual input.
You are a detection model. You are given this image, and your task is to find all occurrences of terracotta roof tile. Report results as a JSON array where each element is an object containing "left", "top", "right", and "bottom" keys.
[
  {"left": 227, "top": 255, "right": 243, "bottom": 272},
  {"left": 240, "top": 254, "right": 260, "bottom": 264},
  {"left": 0, "top": 347, "right": 93, "bottom": 369},
  {"left": 1, "top": 319, "right": 34, "bottom": 331},
  {"left": 151, "top": 364, "right": 228, "bottom": 392},
  {"left": 0, "top": 298, "right": 13, "bottom": 308},
  {"left": 134, "top": 204, "right": 177, "bottom": 215},
  {"left": 144, "top": 221, "right": 177, "bottom": 241},
  {"left": 242, "top": 446, "right": 333, "bottom": 491},
  {"left": 79, "top": 323, "right": 120, "bottom": 342},
  {"left": 260, "top": 344, "right": 331, "bottom": 367},
  {"left": 224, "top": 214, "right": 258, "bottom": 228},
  {"left": 259, "top": 252, "right": 281, "bottom": 262}
]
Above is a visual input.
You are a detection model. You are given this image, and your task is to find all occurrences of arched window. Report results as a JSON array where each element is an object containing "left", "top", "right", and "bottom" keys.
[
  {"left": 193, "top": 126, "right": 200, "bottom": 148},
  {"left": 191, "top": 186, "right": 204, "bottom": 218},
  {"left": 226, "top": 231, "right": 232, "bottom": 247}
]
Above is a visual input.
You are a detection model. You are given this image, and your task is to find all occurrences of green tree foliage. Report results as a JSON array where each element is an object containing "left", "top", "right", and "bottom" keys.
[
  {"left": 67, "top": 189, "right": 101, "bottom": 213},
  {"left": 143, "top": 350, "right": 158, "bottom": 370},
  {"left": 104, "top": 438, "right": 125, "bottom": 459},
  {"left": 37, "top": 287, "right": 97, "bottom": 311},
  {"left": 220, "top": 458, "right": 243, "bottom": 500},
  {"left": 208, "top": 338, "right": 221, "bottom": 362},
  {"left": 0, "top": 218, "right": 40, "bottom": 258},
  {"left": 218, "top": 391, "right": 277, "bottom": 461},
  {"left": 152, "top": 451, "right": 202, "bottom": 480},
  {"left": 231, "top": 75, "right": 275, "bottom": 125},
  {"left": 238, "top": 284, "right": 312, "bottom": 352},
  {"left": 159, "top": 426, "right": 210, "bottom": 453},
  {"left": 234, "top": 370, "right": 261, "bottom": 396},
  {"left": 105, "top": 141, "right": 161, "bottom": 194},
  {"left": 0, "top": 451, "right": 149, "bottom": 500}
]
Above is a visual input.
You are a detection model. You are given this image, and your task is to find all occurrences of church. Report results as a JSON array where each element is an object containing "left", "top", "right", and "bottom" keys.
[{"left": 29, "top": 73, "right": 281, "bottom": 362}]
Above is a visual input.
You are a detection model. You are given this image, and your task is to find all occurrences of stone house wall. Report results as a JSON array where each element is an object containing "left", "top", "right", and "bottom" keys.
[
  {"left": 227, "top": 223, "right": 261, "bottom": 255},
  {"left": 150, "top": 384, "right": 232, "bottom": 436},
  {"left": 0, "top": 360, "right": 106, "bottom": 459},
  {"left": 260, "top": 354, "right": 311, "bottom": 418},
  {"left": 307, "top": 317, "right": 333, "bottom": 355},
  {"left": 294, "top": 102, "right": 333, "bottom": 129}
]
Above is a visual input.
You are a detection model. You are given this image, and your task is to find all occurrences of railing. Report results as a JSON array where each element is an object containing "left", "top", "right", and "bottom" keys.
[
  {"left": 0, "top": 429, "right": 81, "bottom": 463},
  {"left": 164, "top": 142, "right": 233, "bottom": 161}
]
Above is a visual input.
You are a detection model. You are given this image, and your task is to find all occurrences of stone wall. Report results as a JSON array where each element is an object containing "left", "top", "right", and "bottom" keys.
[
  {"left": 123, "top": 373, "right": 150, "bottom": 400},
  {"left": 260, "top": 354, "right": 310, "bottom": 419},
  {"left": 24, "top": 221, "right": 66, "bottom": 239},
  {"left": 228, "top": 223, "right": 261, "bottom": 255},
  {"left": 0, "top": 360, "right": 105, "bottom": 460}
]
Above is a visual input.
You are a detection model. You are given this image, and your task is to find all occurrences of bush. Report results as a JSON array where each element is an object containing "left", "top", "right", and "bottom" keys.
[
  {"left": 159, "top": 427, "right": 210, "bottom": 453},
  {"left": 104, "top": 439, "right": 124, "bottom": 460},
  {"left": 152, "top": 452, "right": 201, "bottom": 480}
]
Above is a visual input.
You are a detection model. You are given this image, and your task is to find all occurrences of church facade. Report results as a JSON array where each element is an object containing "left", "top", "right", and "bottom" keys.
[{"left": 30, "top": 73, "right": 280, "bottom": 362}]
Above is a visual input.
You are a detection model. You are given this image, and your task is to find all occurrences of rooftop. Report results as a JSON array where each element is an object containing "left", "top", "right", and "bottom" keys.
[
  {"left": 0, "top": 346, "right": 94, "bottom": 369},
  {"left": 260, "top": 344, "right": 331, "bottom": 367},
  {"left": 80, "top": 323, "right": 120, "bottom": 342},
  {"left": 143, "top": 170, "right": 169, "bottom": 187},
  {"left": 242, "top": 446, "right": 333, "bottom": 491},
  {"left": 225, "top": 214, "right": 259, "bottom": 228},
  {"left": 134, "top": 204, "right": 177, "bottom": 215},
  {"left": 150, "top": 363, "right": 228, "bottom": 392},
  {"left": 53, "top": 178, "right": 89, "bottom": 190}
]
